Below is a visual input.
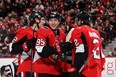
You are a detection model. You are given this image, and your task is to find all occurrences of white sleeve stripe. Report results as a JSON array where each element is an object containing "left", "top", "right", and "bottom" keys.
[
  {"left": 75, "top": 44, "right": 85, "bottom": 53},
  {"left": 35, "top": 46, "right": 44, "bottom": 53},
  {"left": 66, "top": 28, "right": 74, "bottom": 42},
  {"left": 9, "top": 43, "right": 13, "bottom": 52}
]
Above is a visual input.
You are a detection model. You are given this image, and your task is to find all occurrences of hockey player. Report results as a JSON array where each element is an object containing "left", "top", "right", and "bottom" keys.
[
  {"left": 64, "top": 11, "right": 105, "bottom": 77},
  {"left": 33, "top": 11, "right": 73, "bottom": 77},
  {"left": 9, "top": 10, "right": 45, "bottom": 77}
]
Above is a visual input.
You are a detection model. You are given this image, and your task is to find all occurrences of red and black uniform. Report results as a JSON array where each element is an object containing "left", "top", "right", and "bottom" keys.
[
  {"left": 34, "top": 27, "right": 66, "bottom": 76},
  {"left": 69, "top": 26, "right": 105, "bottom": 77},
  {"left": 9, "top": 27, "right": 37, "bottom": 77}
]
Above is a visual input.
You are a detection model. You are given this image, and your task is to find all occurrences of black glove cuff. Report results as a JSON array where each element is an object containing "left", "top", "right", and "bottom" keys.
[
  {"left": 60, "top": 42, "right": 73, "bottom": 52},
  {"left": 38, "top": 46, "right": 56, "bottom": 58}
]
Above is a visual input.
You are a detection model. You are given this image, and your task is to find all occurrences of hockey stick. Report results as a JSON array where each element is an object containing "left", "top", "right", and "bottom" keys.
[
  {"left": 30, "top": 26, "right": 36, "bottom": 77},
  {"left": 30, "top": 49, "right": 34, "bottom": 77},
  {"left": 79, "top": 39, "right": 103, "bottom": 73}
]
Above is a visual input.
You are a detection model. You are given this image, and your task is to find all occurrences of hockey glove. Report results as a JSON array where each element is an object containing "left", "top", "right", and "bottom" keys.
[
  {"left": 11, "top": 43, "right": 23, "bottom": 54},
  {"left": 38, "top": 46, "right": 56, "bottom": 58},
  {"left": 60, "top": 42, "right": 73, "bottom": 53},
  {"left": 22, "top": 38, "right": 37, "bottom": 52}
]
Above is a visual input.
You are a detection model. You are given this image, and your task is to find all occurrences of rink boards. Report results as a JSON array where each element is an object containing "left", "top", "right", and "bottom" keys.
[
  {"left": 102, "top": 57, "right": 116, "bottom": 77},
  {"left": 0, "top": 57, "right": 116, "bottom": 77}
]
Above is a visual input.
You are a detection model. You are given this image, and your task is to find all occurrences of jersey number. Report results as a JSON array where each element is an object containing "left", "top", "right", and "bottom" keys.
[
  {"left": 74, "top": 39, "right": 79, "bottom": 47},
  {"left": 92, "top": 38, "right": 103, "bottom": 59},
  {"left": 36, "top": 39, "right": 45, "bottom": 46}
]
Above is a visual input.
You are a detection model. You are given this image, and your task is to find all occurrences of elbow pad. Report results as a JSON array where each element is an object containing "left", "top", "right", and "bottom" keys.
[
  {"left": 26, "top": 38, "right": 37, "bottom": 49},
  {"left": 11, "top": 43, "right": 23, "bottom": 54},
  {"left": 60, "top": 42, "right": 73, "bottom": 53},
  {"left": 38, "top": 46, "right": 56, "bottom": 58},
  {"left": 73, "top": 53, "right": 85, "bottom": 72},
  {"left": 74, "top": 52, "right": 88, "bottom": 72},
  {"left": 22, "top": 38, "right": 37, "bottom": 51}
]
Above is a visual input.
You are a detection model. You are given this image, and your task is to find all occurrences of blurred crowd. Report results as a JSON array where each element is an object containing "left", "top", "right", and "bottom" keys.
[
  {"left": 0, "top": 0, "right": 116, "bottom": 57},
  {"left": 107, "top": 45, "right": 116, "bottom": 56}
]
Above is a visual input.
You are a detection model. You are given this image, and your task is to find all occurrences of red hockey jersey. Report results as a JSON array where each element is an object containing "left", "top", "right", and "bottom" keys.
[
  {"left": 69, "top": 26, "right": 105, "bottom": 77},
  {"left": 34, "top": 27, "right": 66, "bottom": 75},
  {"left": 9, "top": 27, "right": 37, "bottom": 74}
]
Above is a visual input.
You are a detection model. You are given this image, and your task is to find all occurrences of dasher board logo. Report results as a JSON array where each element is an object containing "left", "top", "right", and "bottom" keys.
[
  {"left": 102, "top": 57, "right": 116, "bottom": 77},
  {"left": 0, "top": 58, "right": 17, "bottom": 77},
  {"left": 0, "top": 57, "right": 116, "bottom": 77}
]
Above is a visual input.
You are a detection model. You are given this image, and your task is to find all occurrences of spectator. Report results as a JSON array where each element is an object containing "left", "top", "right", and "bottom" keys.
[
  {"left": 107, "top": 46, "right": 116, "bottom": 56},
  {"left": 0, "top": 0, "right": 6, "bottom": 17},
  {"left": 0, "top": 0, "right": 115, "bottom": 58},
  {"left": 35, "top": 0, "right": 45, "bottom": 10}
]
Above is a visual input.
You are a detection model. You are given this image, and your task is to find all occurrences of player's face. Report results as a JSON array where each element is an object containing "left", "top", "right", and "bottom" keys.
[
  {"left": 39, "top": 17, "right": 45, "bottom": 27},
  {"left": 48, "top": 18, "right": 60, "bottom": 30}
]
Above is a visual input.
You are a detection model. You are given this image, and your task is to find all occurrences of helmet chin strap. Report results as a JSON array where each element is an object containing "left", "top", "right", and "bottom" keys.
[
  {"left": 34, "top": 17, "right": 41, "bottom": 29},
  {"left": 35, "top": 20, "right": 40, "bottom": 29},
  {"left": 32, "top": 22, "right": 40, "bottom": 32},
  {"left": 32, "top": 24, "right": 37, "bottom": 32},
  {"left": 36, "top": 22, "right": 39, "bottom": 28}
]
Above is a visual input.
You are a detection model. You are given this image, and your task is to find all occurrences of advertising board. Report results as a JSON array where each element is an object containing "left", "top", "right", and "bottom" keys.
[
  {"left": 102, "top": 57, "right": 116, "bottom": 77},
  {"left": 0, "top": 57, "right": 116, "bottom": 77}
]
